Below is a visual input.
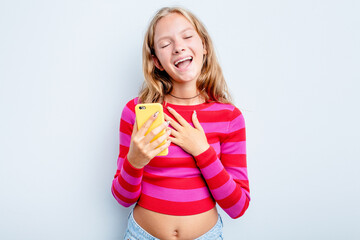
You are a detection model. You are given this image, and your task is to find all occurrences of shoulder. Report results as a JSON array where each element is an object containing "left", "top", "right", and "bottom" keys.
[
  {"left": 121, "top": 97, "right": 140, "bottom": 112},
  {"left": 124, "top": 97, "right": 139, "bottom": 109},
  {"left": 211, "top": 102, "right": 246, "bottom": 134}
]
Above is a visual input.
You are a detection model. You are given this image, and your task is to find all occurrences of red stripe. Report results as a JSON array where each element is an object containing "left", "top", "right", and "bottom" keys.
[
  {"left": 111, "top": 184, "right": 138, "bottom": 204},
  {"left": 138, "top": 194, "right": 216, "bottom": 216},
  {"left": 231, "top": 108, "right": 242, "bottom": 121},
  {"left": 120, "top": 119, "right": 133, "bottom": 134},
  {"left": 236, "top": 179, "right": 250, "bottom": 192},
  {"left": 221, "top": 154, "right": 247, "bottom": 167},
  {"left": 217, "top": 185, "right": 242, "bottom": 208},
  {"left": 119, "top": 145, "right": 129, "bottom": 158},
  {"left": 198, "top": 110, "right": 234, "bottom": 122},
  {"left": 223, "top": 128, "right": 246, "bottom": 142},
  {"left": 113, "top": 170, "right": 120, "bottom": 178},
  {"left": 206, "top": 170, "right": 230, "bottom": 189},
  {"left": 118, "top": 174, "right": 141, "bottom": 192},
  {"left": 163, "top": 109, "right": 234, "bottom": 124},
  {"left": 126, "top": 99, "right": 136, "bottom": 114},
  {"left": 149, "top": 156, "right": 197, "bottom": 168},
  {"left": 206, "top": 133, "right": 223, "bottom": 144},
  {"left": 123, "top": 157, "right": 143, "bottom": 178},
  {"left": 195, "top": 146, "right": 218, "bottom": 169}
]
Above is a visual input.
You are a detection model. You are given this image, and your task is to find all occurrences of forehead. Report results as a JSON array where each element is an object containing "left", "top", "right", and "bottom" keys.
[{"left": 154, "top": 13, "right": 196, "bottom": 42}]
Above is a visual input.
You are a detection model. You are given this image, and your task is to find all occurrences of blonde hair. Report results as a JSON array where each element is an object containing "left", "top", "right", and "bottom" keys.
[{"left": 139, "top": 6, "right": 233, "bottom": 105}]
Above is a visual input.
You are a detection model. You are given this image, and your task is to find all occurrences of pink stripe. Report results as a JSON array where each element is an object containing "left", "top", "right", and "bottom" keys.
[
  {"left": 156, "top": 145, "right": 192, "bottom": 158},
  {"left": 121, "top": 166, "right": 143, "bottom": 185},
  {"left": 211, "top": 177, "right": 237, "bottom": 200},
  {"left": 200, "top": 159, "right": 223, "bottom": 179},
  {"left": 117, "top": 156, "right": 124, "bottom": 169},
  {"left": 202, "top": 103, "right": 234, "bottom": 112},
  {"left": 174, "top": 121, "right": 229, "bottom": 134},
  {"left": 122, "top": 105, "right": 135, "bottom": 124},
  {"left": 145, "top": 166, "right": 200, "bottom": 178},
  {"left": 224, "top": 167, "right": 248, "bottom": 181},
  {"left": 120, "top": 132, "right": 131, "bottom": 147},
  {"left": 209, "top": 142, "right": 220, "bottom": 155},
  {"left": 201, "top": 122, "right": 229, "bottom": 133},
  {"left": 223, "top": 188, "right": 248, "bottom": 218},
  {"left": 111, "top": 184, "right": 133, "bottom": 207},
  {"left": 229, "top": 114, "right": 245, "bottom": 131},
  {"left": 221, "top": 141, "right": 246, "bottom": 154},
  {"left": 113, "top": 178, "right": 141, "bottom": 199},
  {"left": 142, "top": 181, "right": 210, "bottom": 202}
]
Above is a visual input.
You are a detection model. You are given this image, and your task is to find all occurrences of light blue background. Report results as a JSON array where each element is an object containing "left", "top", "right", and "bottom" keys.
[{"left": 1, "top": 0, "right": 359, "bottom": 239}]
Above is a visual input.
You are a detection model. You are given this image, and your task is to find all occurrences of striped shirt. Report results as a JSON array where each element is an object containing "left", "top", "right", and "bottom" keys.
[{"left": 111, "top": 97, "right": 250, "bottom": 219}]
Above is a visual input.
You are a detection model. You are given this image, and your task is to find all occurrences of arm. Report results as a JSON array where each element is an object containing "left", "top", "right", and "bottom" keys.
[
  {"left": 194, "top": 107, "right": 250, "bottom": 219},
  {"left": 111, "top": 101, "right": 144, "bottom": 207},
  {"left": 111, "top": 99, "right": 171, "bottom": 207}
]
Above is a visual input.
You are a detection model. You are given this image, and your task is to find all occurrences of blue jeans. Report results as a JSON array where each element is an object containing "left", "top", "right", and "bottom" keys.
[{"left": 123, "top": 209, "right": 223, "bottom": 240}]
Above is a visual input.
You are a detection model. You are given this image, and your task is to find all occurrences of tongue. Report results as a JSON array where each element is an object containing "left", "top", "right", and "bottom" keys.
[{"left": 177, "top": 59, "right": 191, "bottom": 69}]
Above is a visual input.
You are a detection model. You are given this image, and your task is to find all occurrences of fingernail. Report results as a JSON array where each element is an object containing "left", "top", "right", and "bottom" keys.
[
  {"left": 166, "top": 120, "right": 170, "bottom": 125},
  {"left": 194, "top": 110, "right": 197, "bottom": 116},
  {"left": 167, "top": 106, "right": 172, "bottom": 111},
  {"left": 153, "top": 111, "right": 159, "bottom": 117},
  {"left": 167, "top": 129, "right": 171, "bottom": 135}
]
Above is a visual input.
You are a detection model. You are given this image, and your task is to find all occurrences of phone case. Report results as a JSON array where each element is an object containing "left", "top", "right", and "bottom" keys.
[{"left": 135, "top": 103, "right": 168, "bottom": 156}]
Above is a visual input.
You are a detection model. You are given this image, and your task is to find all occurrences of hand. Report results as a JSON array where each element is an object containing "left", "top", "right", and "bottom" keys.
[
  {"left": 127, "top": 112, "right": 172, "bottom": 169},
  {"left": 165, "top": 107, "right": 210, "bottom": 157}
]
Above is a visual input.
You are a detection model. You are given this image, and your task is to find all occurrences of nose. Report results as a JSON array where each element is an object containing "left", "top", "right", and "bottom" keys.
[{"left": 172, "top": 39, "right": 185, "bottom": 54}]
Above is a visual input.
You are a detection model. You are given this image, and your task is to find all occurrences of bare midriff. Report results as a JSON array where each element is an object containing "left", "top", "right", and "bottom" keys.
[{"left": 132, "top": 204, "right": 219, "bottom": 240}]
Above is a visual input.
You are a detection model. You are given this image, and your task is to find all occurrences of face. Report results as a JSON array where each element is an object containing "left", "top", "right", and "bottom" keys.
[{"left": 152, "top": 13, "right": 207, "bottom": 84}]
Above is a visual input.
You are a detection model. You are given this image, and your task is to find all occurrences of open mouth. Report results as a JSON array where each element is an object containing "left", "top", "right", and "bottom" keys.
[{"left": 174, "top": 56, "right": 193, "bottom": 69}]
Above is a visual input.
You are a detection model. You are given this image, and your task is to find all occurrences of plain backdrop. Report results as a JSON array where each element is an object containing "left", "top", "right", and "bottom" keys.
[{"left": 1, "top": 0, "right": 359, "bottom": 239}]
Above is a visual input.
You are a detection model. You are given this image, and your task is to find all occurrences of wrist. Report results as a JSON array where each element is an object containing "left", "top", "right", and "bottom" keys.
[
  {"left": 126, "top": 155, "right": 144, "bottom": 169},
  {"left": 193, "top": 144, "right": 210, "bottom": 157},
  {"left": 193, "top": 145, "right": 217, "bottom": 169}
]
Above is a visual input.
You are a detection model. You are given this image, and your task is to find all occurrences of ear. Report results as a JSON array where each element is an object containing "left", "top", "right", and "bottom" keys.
[{"left": 151, "top": 55, "right": 164, "bottom": 71}]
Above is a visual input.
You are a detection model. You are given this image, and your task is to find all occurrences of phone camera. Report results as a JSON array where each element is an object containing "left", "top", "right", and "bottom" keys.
[{"left": 139, "top": 106, "right": 146, "bottom": 110}]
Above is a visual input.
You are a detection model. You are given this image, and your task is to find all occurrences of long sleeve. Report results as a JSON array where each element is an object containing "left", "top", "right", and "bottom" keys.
[
  {"left": 194, "top": 107, "right": 250, "bottom": 219},
  {"left": 111, "top": 100, "right": 144, "bottom": 207}
]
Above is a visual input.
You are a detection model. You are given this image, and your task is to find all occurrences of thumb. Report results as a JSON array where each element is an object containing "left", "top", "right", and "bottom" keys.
[{"left": 192, "top": 110, "right": 203, "bottom": 131}]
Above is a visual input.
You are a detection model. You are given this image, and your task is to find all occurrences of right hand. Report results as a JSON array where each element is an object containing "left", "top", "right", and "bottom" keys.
[{"left": 127, "top": 111, "right": 171, "bottom": 169}]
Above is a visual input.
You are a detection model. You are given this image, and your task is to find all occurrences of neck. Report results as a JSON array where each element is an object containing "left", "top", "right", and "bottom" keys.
[
  {"left": 165, "top": 90, "right": 205, "bottom": 106},
  {"left": 169, "top": 92, "right": 200, "bottom": 100}
]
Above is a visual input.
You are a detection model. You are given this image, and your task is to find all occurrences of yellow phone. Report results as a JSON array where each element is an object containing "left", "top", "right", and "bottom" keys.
[{"left": 135, "top": 103, "right": 168, "bottom": 156}]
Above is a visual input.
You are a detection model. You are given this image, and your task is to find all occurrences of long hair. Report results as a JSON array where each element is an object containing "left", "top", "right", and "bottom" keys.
[{"left": 139, "top": 6, "right": 233, "bottom": 105}]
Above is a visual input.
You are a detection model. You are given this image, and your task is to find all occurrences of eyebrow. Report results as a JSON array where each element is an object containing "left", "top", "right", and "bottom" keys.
[{"left": 156, "top": 27, "right": 195, "bottom": 43}]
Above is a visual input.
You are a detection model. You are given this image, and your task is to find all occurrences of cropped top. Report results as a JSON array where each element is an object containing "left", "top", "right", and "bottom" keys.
[{"left": 111, "top": 97, "right": 250, "bottom": 219}]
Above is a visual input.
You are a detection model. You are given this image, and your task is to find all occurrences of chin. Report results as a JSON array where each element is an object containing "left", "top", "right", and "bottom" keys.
[
  {"left": 171, "top": 72, "right": 201, "bottom": 83},
  {"left": 172, "top": 76, "right": 198, "bottom": 83}
]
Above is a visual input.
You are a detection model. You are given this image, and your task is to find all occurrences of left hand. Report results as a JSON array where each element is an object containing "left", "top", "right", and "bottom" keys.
[{"left": 165, "top": 106, "right": 210, "bottom": 156}]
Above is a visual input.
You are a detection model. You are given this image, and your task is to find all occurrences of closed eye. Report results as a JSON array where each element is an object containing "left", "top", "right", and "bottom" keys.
[
  {"left": 184, "top": 36, "right": 193, "bottom": 39},
  {"left": 161, "top": 44, "right": 170, "bottom": 48}
]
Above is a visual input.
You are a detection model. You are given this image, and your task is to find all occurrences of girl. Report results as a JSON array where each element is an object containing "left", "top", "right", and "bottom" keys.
[{"left": 112, "top": 6, "right": 250, "bottom": 240}]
